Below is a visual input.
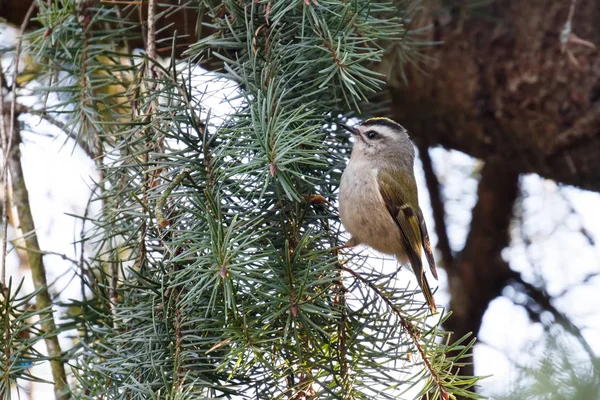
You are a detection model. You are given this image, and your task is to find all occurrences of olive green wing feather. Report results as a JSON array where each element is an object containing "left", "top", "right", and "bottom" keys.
[
  {"left": 417, "top": 208, "right": 438, "bottom": 280},
  {"left": 376, "top": 169, "right": 423, "bottom": 261},
  {"left": 377, "top": 168, "right": 437, "bottom": 312}
]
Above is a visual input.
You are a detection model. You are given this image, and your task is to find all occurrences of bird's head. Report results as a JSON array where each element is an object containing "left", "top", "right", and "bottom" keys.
[{"left": 341, "top": 117, "right": 415, "bottom": 161}]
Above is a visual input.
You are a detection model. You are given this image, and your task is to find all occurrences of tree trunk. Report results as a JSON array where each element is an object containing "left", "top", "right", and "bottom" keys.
[{"left": 383, "top": 0, "right": 600, "bottom": 192}]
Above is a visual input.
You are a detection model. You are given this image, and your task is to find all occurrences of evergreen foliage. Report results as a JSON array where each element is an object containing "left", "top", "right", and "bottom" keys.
[
  {"left": 1, "top": 279, "right": 55, "bottom": 397},
  {"left": 3, "top": 0, "right": 482, "bottom": 398}
]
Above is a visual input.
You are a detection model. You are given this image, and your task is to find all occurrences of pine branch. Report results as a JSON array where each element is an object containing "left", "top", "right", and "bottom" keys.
[
  {"left": 339, "top": 263, "right": 452, "bottom": 398},
  {"left": 24, "top": 1, "right": 479, "bottom": 398}
]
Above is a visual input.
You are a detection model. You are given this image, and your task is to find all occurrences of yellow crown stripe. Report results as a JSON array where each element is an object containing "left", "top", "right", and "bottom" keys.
[
  {"left": 363, "top": 117, "right": 398, "bottom": 125},
  {"left": 360, "top": 117, "right": 404, "bottom": 130}
]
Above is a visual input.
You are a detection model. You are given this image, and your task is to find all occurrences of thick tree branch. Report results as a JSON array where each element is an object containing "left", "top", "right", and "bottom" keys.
[
  {"left": 444, "top": 158, "right": 519, "bottom": 381},
  {"left": 418, "top": 145, "right": 454, "bottom": 271},
  {"left": 7, "top": 117, "right": 69, "bottom": 399},
  {"left": 385, "top": 1, "right": 600, "bottom": 192}
]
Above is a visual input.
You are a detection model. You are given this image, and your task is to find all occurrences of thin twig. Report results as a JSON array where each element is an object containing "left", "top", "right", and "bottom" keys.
[
  {"left": 560, "top": 0, "right": 578, "bottom": 49},
  {"left": 546, "top": 102, "right": 600, "bottom": 156},
  {"left": 39, "top": 112, "right": 99, "bottom": 159},
  {"left": 334, "top": 260, "right": 351, "bottom": 395},
  {"left": 509, "top": 269, "right": 599, "bottom": 367},
  {"left": 1, "top": 1, "right": 37, "bottom": 288},
  {"left": 147, "top": 0, "right": 157, "bottom": 60},
  {"left": 11, "top": 245, "right": 89, "bottom": 270},
  {"left": 5, "top": 2, "right": 37, "bottom": 176},
  {"left": 0, "top": 66, "right": 8, "bottom": 287},
  {"left": 22, "top": 106, "right": 100, "bottom": 160},
  {"left": 339, "top": 264, "right": 447, "bottom": 396},
  {"left": 419, "top": 145, "right": 454, "bottom": 270}
]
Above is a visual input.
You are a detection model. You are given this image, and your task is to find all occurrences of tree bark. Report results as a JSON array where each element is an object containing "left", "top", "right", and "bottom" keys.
[
  {"left": 382, "top": 0, "right": 600, "bottom": 192},
  {"left": 444, "top": 159, "right": 519, "bottom": 379},
  {"left": 378, "top": 1, "right": 600, "bottom": 384},
  {"left": 4, "top": 0, "right": 600, "bottom": 193}
]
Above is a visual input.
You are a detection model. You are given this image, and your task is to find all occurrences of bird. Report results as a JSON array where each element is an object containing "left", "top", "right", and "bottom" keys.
[{"left": 338, "top": 117, "right": 438, "bottom": 313}]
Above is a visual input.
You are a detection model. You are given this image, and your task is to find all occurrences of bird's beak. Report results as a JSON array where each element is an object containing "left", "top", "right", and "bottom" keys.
[{"left": 340, "top": 123, "right": 358, "bottom": 136}]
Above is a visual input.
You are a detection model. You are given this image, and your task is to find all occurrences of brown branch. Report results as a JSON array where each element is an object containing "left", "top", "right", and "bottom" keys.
[
  {"left": 1, "top": 1, "right": 37, "bottom": 286},
  {"left": 0, "top": 68, "right": 8, "bottom": 287},
  {"left": 418, "top": 145, "right": 454, "bottom": 270},
  {"left": 1, "top": 7, "right": 69, "bottom": 397},
  {"left": 444, "top": 158, "right": 519, "bottom": 385},
  {"left": 5, "top": 1, "right": 37, "bottom": 175},
  {"left": 508, "top": 270, "right": 599, "bottom": 366},
  {"left": 7, "top": 117, "right": 69, "bottom": 399}
]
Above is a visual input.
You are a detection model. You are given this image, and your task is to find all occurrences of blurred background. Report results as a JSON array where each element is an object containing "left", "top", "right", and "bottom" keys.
[{"left": 1, "top": 0, "right": 600, "bottom": 399}]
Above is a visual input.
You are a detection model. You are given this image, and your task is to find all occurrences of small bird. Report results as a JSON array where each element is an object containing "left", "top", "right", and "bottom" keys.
[{"left": 339, "top": 117, "right": 438, "bottom": 313}]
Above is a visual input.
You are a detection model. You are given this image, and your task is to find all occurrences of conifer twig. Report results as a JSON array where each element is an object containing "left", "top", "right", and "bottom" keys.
[
  {"left": 147, "top": 0, "right": 157, "bottom": 60},
  {"left": 0, "top": 65, "right": 8, "bottom": 288},
  {"left": 1, "top": 0, "right": 37, "bottom": 288},
  {"left": 339, "top": 264, "right": 448, "bottom": 397}
]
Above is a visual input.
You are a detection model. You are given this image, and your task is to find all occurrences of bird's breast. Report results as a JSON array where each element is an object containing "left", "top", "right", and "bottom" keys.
[{"left": 339, "top": 163, "right": 404, "bottom": 256}]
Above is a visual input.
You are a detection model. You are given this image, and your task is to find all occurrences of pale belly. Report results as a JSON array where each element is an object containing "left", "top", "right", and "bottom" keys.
[{"left": 339, "top": 163, "right": 405, "bottom": 258}]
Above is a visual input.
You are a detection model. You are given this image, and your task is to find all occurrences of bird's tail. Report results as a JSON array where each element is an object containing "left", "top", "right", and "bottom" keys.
[
  {"left": 419, "top": 273, "right": 437, "bottom": 313},
  {"left": 405, "top": 254, "right": 437, "bottom": 313}
]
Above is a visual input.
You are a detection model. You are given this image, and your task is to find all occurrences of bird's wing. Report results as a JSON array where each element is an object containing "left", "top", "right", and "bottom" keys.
[
  {"left": 417, "top": 208, "right": 438, "bottom": 279},
  {"left": 376, "top": 169, "right": 423, "bottom": 262},
  {"left": 377, "top": 168, "right": 438, "bottom": 312},
  {"left": 377, "top": 169, "right": 438, "bottom": 280}
]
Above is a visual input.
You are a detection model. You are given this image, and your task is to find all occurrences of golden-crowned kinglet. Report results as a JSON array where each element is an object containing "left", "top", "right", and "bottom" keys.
[{"left": 339, "top": 117, "right": 438, "bottom": 313}]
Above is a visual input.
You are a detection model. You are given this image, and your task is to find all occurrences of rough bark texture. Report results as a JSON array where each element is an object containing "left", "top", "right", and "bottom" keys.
[
  {"left": 383, "top": 1, "right": 600, "bottom": 192},
  {"left": 378, "top": 0, "right": 600, "bottom": 388},
  {"left": 445, "top": 159, "right": 519, "bottom": 379}
]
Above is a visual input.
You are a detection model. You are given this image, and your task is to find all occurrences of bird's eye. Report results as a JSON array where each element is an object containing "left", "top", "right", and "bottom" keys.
[{"left": 365, "top": 130, "right": 378, "bottom": 140}]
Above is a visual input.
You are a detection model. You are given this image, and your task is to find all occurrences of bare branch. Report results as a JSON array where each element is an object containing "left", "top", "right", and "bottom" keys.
[
  {"left": 147, "top": 0, "right": 157, "bottom": 60},
  {"left": 1, "top": 1, "right": 37, "bottom": 287},
  {"left": 7, "top": 118, "right": 69, "bottom": 399},
  {"left": 5, "top": 1, "right": 37, "bottom": 175},
  {"left": 418, "top": 145, "right": 454, "bottom": 270},
  {"left": 560, "top": 0, "right": 578, "bottom": 51},
  {"left": 0, "top": 66, "right": 8, "bottom": 288},
  {"left": 32, "top": 111, "right": 100, "bottom": 160},
  {"left": 508, "top": 269, "right": 599, "bottom": 366}
]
